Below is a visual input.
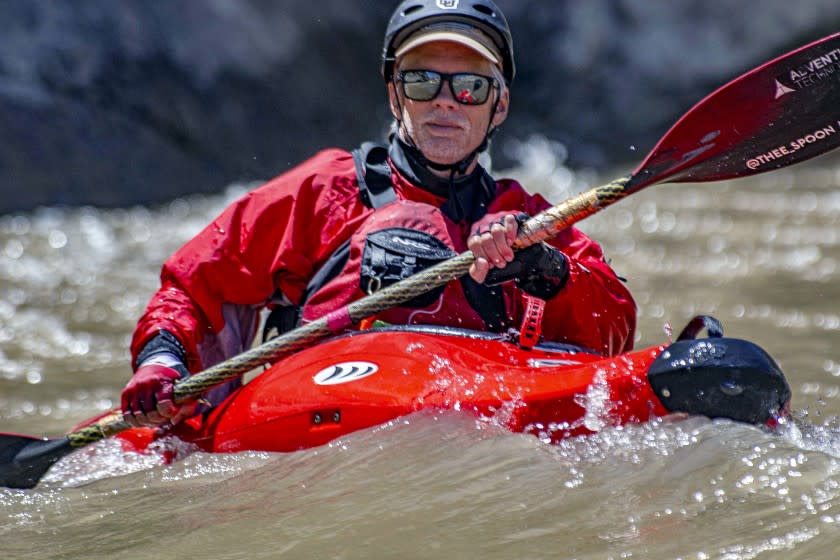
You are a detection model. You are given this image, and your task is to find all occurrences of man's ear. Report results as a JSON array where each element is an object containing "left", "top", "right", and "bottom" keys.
[
  {"left": 491, "top": 87, "right": 510, "bottom": 128},
  {"left": 387, "top": 82, "right": 402, "bottom": 120}
]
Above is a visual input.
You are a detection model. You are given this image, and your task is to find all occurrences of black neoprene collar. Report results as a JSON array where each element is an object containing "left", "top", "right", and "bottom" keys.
[{"left": 388, "top": 136, "right": 496, "bottom": 223}]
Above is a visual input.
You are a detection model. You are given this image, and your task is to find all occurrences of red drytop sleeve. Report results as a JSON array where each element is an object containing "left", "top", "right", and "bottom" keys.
[{"left": 131, "top": 149, "right": 370, "bottom": 369}]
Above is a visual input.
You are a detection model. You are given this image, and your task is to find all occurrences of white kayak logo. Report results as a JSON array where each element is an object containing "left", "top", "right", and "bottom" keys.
[{"left": 313, "top": 361, "right": 378, "bottom": 385}]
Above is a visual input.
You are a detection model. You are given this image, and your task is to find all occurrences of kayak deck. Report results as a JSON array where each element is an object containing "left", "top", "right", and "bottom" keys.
[
  {"left": 74, "top": 321, "right": 791, "bottom": 460},
  {"left": 89, "top": 327, "right": 671, "bottom": 456}
]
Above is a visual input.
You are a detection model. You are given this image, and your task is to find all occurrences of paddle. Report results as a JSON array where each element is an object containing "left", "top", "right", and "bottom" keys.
[{"left": 3, "top": 33, "right": 840, "bottom": 490}]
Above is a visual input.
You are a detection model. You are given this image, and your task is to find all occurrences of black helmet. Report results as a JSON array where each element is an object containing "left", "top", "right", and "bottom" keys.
[{"left": 382, "top": 0, "right": 515, "bottom": 86}]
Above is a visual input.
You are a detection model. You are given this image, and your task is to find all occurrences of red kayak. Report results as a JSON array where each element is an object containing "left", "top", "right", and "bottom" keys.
[
  {"left": 0, "top": 317, "right": 793, "bottom": 489},
  {"left": 74, "top": 318, "right": 792, "bottom": 457}
]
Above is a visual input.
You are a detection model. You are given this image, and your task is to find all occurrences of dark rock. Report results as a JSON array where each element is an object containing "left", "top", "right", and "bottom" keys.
[{"left": 0, "top": 0, "right": 837, "bottom": 212}]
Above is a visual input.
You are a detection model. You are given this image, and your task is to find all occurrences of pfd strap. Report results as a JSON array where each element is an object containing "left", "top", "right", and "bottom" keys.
[
  {"left": 518, "top": 294, "right": 546, "bottom": 349},
  {"left": 352, "top": 142, "right": 397, "bottom": 209}
]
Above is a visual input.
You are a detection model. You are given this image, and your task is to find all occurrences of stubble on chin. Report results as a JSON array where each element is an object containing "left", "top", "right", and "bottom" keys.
[
  {"left": 417, "top": 138, "right": 465, "bottom": 165},
  {"left": 412, "top": 123, "right": 473, "bottom": 165}
]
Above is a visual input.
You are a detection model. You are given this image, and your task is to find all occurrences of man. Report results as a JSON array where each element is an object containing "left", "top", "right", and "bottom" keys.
[{"left": 121, "top": 0, "right": 636, "bottom": 427}]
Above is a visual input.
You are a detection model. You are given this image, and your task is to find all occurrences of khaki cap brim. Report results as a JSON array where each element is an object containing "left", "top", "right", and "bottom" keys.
[{"left": 395, "top": 30, "right": 500, "bottom": 65}]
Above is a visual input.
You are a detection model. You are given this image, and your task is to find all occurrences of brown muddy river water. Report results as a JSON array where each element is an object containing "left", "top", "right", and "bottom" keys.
[{"left": 3, "top": 149, "right": 840, "bottom": 559}]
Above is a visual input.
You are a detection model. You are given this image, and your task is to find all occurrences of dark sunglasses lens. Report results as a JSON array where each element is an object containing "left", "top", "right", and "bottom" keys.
[
  {"left": 450, "top": 74, "right": 491, "bottom": 105},
  {"left": 401, "top": 71, "right": 442, "bottom": 101}
]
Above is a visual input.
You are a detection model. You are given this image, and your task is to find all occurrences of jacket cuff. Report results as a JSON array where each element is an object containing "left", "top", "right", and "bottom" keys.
[{"left": 134, "top": 329, "right": 188, "bottom": 372}]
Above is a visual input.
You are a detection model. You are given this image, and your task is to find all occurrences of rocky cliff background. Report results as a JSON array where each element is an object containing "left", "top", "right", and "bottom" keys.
[{"left": 1, "top": 0, "right": 838, "bottom": 212}]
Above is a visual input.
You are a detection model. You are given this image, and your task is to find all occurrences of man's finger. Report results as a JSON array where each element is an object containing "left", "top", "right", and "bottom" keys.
[
  {"left": 503, "top": 214, "right": 518, "bottom": 244},
  {"left": 145, "top": 410, "right": 166, "bottom": 425},
  {"left": 469, "top": 256, "right": 490, "bottom": 283},
  {"left": 157, "top": 399, "right": 178, "bottom": 419},
  {"left": 123, "top": 411, "right": 141, "bottom": 428},
  {"left": 170, "top": 402, "right": 199, "bottom": 426},
  {"left": 490, "top": 222, "right": 514, "bottom": 263}
]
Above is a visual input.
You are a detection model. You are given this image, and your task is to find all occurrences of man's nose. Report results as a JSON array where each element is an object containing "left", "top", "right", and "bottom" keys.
[{"left": 433, "top": 81, "right": 458, "bottom": 108}]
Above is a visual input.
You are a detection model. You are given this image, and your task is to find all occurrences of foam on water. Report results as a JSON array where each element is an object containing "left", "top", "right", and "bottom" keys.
[{"left": 4, "top": 411, "right": 840, "bottom": 559}]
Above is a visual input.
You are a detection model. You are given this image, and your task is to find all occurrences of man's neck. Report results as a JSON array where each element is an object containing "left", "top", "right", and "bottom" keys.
[{"left": 426, "top": 160, "right": 478, "bottom": 178}]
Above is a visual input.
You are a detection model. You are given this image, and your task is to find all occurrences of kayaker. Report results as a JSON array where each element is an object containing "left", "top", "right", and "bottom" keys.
[{"left": 121, "top": 0, "right": 637, "bottom": 427}]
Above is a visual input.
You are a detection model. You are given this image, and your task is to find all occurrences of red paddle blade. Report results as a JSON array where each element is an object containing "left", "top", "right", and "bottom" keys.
[{"left": 628, "top": 32, "right": 840, "bottom": 193}]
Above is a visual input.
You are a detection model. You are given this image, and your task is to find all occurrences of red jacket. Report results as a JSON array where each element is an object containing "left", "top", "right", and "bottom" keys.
[{"left": 131, "top": 148, "right": 636, "bottom": 372}]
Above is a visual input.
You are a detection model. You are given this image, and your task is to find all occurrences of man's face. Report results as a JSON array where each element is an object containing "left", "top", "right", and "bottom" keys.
[{"left": 388, "top": 42, "right": 509, "bottom": 169}]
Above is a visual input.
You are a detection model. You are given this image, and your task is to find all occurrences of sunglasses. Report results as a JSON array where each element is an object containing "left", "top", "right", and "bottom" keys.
[{"left": 396, "top": 70, "right": 498, "bottom": 106}]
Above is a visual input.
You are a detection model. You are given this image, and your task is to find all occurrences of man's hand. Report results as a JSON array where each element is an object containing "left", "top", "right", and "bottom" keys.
[
  {"left": 468, "top": 212, "right": 569, "bottom": 300},
  {"left": 121, "top": 361, "right": 196, "bottom": 427},
  {"left": 467, "top": 213, "right": 519, "bottom": 283}
]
